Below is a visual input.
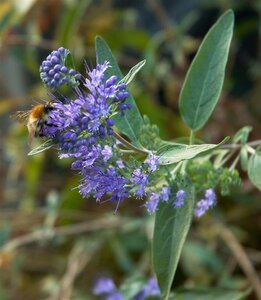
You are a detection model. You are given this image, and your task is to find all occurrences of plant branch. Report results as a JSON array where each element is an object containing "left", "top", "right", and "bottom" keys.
[
  {"left": 220, "top": 140, "right": 261, "bottom": 149},
  {"left": 1, "top": 216, "right": 141, "bottom": 252},
  {"left": 46, "top": 242, "right": 99, "bottom": 300},
  {"left": 113, "top": 131, "right": 149, "bottom": 155},
  {"left": 218, "top": 224, "right": 261, "bottom": 300},
  {"left": 189, "top": 130, "right": 195, "bottom": 145}
]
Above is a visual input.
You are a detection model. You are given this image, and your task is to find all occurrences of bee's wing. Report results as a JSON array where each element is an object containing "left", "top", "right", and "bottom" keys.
[{"left": 11, "top": 111, "right": 30, "bottom": 124}]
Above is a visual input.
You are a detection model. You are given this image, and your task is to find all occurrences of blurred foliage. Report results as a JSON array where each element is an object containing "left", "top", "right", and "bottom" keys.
[{"left": 0, "top": 0, "right": 260, "bottom": 299}]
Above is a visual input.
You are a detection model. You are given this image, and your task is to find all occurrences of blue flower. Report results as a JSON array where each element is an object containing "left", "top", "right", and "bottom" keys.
[
  {"left": 134, "top": 278, "right": 160, "bottom": 300},
  {"left": 194, "top": 199, "right": 209, "bottom": 217},
  {"left": 116, "top": 159, "right": 125, "bottom": 169},
  {"left": 145, "top": 153, "right": 159, "bottom": 172},
  {"left": 101, "top": 145, "right": 114, "bottom": 162},
  {"left": 93, "top": 277, "right": 123, "bottom": 300},
  {"left": 160, "top": 187, "right": 170, "bottom": 202},
  {"left": 93, "top": 277, "right": 116, "bottom": 295},
  {"left": 145, "top": 193, "right": 160, "bottom": 213},
  {"left": 205, "top": 188, "right": 216, "bottom": 206},
  {"left": 132, "top": 168, "right": 149, "bottom": 197},
  {"left": 194, "top": 188, "right": 217, "bottom": 217},
  {"left": 173, "top": 190, "right": 186, "bottom": 207}
]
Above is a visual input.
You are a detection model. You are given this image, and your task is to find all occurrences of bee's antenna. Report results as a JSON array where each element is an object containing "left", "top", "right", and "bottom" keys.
[
  {"left": 32, "top": 99, "right": 47, "bottom": 105},
  {"left": 32, "top": 99, "right": 40, "bottom": 105},
  {"left": 42, "top": 98, "right": 49, "bottom": 104}
]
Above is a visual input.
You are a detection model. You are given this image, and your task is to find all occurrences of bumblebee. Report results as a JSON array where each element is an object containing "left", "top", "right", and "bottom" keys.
[{"left": 12, "top": 103, "right": 53, "bottom": 144}]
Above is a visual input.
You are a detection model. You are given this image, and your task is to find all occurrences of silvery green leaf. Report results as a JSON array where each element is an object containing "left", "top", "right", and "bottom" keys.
[
  {"left": 157, "top": 137, "right": 229, "bottom": 165},
  {"left": 95, "top": 36, "right": 144, "bottom": 147},
  {"left": 179, "top": 10, "right": 234, "bottom": 131},
  {"left": 152, "top": 179, "right": 195, "bottom": 299},
  {"left": 232, "top": 126, "right": 252, "bottom": 144},
  {"left": 28, "top": 140, "right": 54, "bottom": 156},
  {"left": 119, "top": 59, "right": 146, "bottom": 85}
]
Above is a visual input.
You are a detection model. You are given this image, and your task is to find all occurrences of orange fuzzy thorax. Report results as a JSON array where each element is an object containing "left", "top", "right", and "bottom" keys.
[{"left": 29, "top": 104, "right": 45, "bottom": 121}]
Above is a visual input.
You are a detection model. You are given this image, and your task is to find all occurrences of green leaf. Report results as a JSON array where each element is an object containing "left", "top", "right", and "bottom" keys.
[
  {"left": 95, "top": 36, "right": 144, "bottom": 146},
  {"left": 170, "top": 288, "right": 251, "bottom": 300},
  {"left": 119, "top": 59, "right": 146, "bottom": 85},
  {"left": 232, "top": 126, "right": 252, "bottom": 144},
  {"left": 28, "top": 140, "right": 54, "bottom": 156},
  {"left": 157, "top": 137, "right": 229, "bottom": 165},
  {"left": 179, "top": 10, "right": 234, "bottom": 131},
  {"left": 248, "top": 147, "right": 261, "bottom": 191},
  {"left": 152, "top": 180, "right": 195, "bottom": 299},
  {"left": 65, "top": 52, "right": 76, "bottom": 70}
]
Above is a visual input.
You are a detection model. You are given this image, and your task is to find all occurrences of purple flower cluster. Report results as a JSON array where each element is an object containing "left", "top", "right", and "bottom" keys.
[
  {"left": 145, "top": 187, "right": 188, "bottom": 213},
  {"left": 144, "top": 185, "right": 217, "bottom": 217},
  {"left": 42, "top": 62, "right": 133, "bottom": 205},
  {"left": 43, "top": 61, "right": 128, "bottom": 140},
  {"left": 40, "top": 47, "right": 81, "bottom": 90},
  {"left": 93, "top": 277, "right": 160, "bottom": 300},
  {"left": 194, "top": 188, "right": 217, "bottom": 217},
  {"left": 38, "top": 55, "right": 168, "bottom": 211}
]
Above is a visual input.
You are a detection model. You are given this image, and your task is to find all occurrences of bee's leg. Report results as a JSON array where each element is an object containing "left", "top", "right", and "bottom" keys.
[{"left": 27, "top": 123, "right": 36, "bottom": 145}]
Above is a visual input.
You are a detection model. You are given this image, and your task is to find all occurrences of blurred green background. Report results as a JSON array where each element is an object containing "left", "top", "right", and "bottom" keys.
[{"left": 0, "top": 0, "right": 260, "bottom": 299}]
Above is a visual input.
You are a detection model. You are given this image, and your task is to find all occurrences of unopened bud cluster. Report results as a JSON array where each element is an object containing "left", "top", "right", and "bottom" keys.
[{"left": 40, "top": 47, "right": 81, "bottom": 90}]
